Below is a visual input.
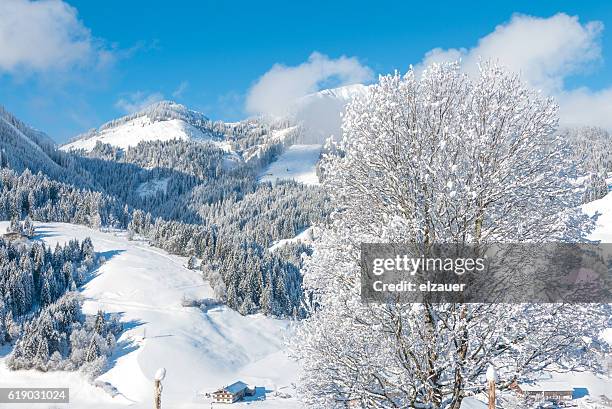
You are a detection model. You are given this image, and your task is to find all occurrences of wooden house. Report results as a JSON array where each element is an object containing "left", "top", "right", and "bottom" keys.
[
  {"left": 516, "top": 381, "right": 573, "bottom": 401},
  {"left": 212, "top": 381, "right": 254, "bottom": 404}
]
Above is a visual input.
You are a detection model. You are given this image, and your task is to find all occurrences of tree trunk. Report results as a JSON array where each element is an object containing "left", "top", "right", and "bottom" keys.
[
  {"left": 154, "top": 379, "right": 162, "bottom": 409},
  {"left": 487, "top": 379, "right": 495, "bottom": 409}
]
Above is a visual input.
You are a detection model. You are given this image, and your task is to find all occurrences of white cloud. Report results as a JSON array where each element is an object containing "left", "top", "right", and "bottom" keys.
[
  {"left": 418, "top": 13, "right": 612, "bottom": 129},
  {"left": 246, "top": 52, "right": 373, "bottom": 116},
  {"left": 558, "top": 88, "right": 612, "bottom": 129},
  {"left": 0, "top": 0, "right": 111, "bottom": 73},
  {"left": 172, "top": 81, "right": 189, "bottom": 99},
  {"left": 420, "top": 13, "right": 602, "bottom": 93},
  {"left": 115, "top": 91, "right": 165, "bottom": 114}
]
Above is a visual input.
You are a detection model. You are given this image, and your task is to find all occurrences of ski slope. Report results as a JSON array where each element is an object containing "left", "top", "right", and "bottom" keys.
[
  {"left": 260, "top": 144, "right": 321, "bottom": 185},
  {"left": 0, "top": 222, "right": 301, "bottom": 409}
]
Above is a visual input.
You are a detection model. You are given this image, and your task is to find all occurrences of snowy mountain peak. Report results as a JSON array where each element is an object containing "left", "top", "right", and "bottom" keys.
[
  {"left": 289, "top": 83, "right": 371, "bottom": 144},
  {"left": 61, "top": 100, "right": 223, "bottom": 152},
  {"left": 98, "top": 100, "right": 210, "bottom": 132},
  {"left": 307, "top": 83, "right": 370, "bottom": 101}
]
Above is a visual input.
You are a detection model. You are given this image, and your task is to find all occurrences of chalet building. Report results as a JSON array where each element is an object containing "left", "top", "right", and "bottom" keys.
[
  {"left": 516, "top": 381, "right": 574, "bottom": 401},
  {"left": 212, "top": 381, "right": 254, "bottom": 404}
]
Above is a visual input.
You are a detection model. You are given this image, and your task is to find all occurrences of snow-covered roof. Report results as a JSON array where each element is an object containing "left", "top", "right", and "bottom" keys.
[
  {"left": 519, "top": 381, "right": 573, "bottom": 392},
  {"left": 460, "top": 397, "right": 488, "bottom": 409},
  {"left": 220, "top": 381, "right": 249, "bottom": 394}
]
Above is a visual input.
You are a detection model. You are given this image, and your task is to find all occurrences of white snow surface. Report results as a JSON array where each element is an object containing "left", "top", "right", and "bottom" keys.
[
  {"left": 460, "top": 397, "right": 488, "bottom": 409},
  {"left": 0, "top": 195, "right": 610, "bottom": 408},
  {"left": 260, "top": 144, "right": 321, "bottom": 186},
  {"left": 61, "top": 117, "right": 220, "bottom": 152},
  {"left": 269, "top": 227, "right": 316, "bottom": 252},
  {"left": 486, "top": 365, "right": 497, "bottom": 382},
  {"left": 0, "top": 222, "right": 301, "bottom": 409},
  {"left": 546, "top": 372, "right": 611, "bottom": 400},
  {"left": 135, "top": 177, "right": 170, "bottom": 198},
  {"left": 582, "top": 192, "right": 612, "bottom": 242}
]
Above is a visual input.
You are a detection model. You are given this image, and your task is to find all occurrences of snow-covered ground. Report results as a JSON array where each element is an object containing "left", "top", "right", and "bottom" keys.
[
  {"left": 582, "top": 192, "right": 612, "bottom": 242},
  {"left": 259, "top": 144, "right": 321, "bottom": 186},
  {"left": 61, "top": 117, "right": 223, "bottom": 152},
  {"left": 241, "top": 126, "right": 300, "bottom": 163},
  {"left": 0, "top": 194, "right": 610, "bottom": 409},
  {"left": 0, "top": 222, "right": 301, "bottom": 409},
  {"left": 135, "top": 177, "right": 170, "bottom": 198},
  {"left": 269, "top": 227, "right": 315, "bottom": 252}
]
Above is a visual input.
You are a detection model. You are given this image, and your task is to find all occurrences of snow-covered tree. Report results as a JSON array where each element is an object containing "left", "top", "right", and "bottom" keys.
[
  {"left": 186, "top": 255, "right": 198, "bottom": 270},
  {"left": 559, "top": 126, "right": 612, "bottom": 203},
  {"left": 293, "top": 61, "right": 610, "bottom": 409},
  {"left": 8, "top": 293, "right": 121, "bottom": 376},
  {"left": 7, "top": 215, "right": 22, "bottom": 234},
  {"left": 22, "top": 216, "right": 34, "bottom": 237},
  {"left": 0, "top": 236, "right": 99, "bottom": 345}
]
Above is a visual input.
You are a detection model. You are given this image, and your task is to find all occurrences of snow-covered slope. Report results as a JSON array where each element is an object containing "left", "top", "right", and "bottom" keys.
[
  {"left": 136, "top": 177, "right": 171, "bottom": 198},
  {"left": 0, "top": 105, "right": 68, "bottom": 178},
  {"left": 582, "top": 192, "right": 612, "bottom": 242},
  {"left": 260, "top": 144, "right": 322, "bottom": 185},
  {"left": 61, "top": 101, "right": 225, "bottom": 152},
  {"left": 60, "top": 84, "right": 371, "bottom": 187},
  {"left": 291, "top": 84, "right": 370, "bottom": 144},
  {"left": 0, "top": 105, "right": 55, "bottom": 148},
  {"left": 0, "top": 222, "right": 301, "bottom": 409},
  {"left": 254, "top": 84, "right": 369, "bottom": 185},
  {"left": 269, "top": 227, "right": 316, "bottom": 252}
]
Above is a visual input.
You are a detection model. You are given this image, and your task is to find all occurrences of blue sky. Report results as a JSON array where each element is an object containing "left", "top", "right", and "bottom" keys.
[{"left": 1, "top": 0, "right": 612, "bottom": 143}]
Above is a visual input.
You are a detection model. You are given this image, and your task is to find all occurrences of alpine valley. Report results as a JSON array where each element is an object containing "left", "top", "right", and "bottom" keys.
[
  {"left": 0, "top": 79, "right": 611, "bottom": 409},
  {"left": 0, "top": 85, "right": 360, "bottom": 408}
]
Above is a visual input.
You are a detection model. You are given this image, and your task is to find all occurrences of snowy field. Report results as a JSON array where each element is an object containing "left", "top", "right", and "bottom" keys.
[
  {"left": 259, "top": 144, "right": 321, "bottom": 185},
  {"left": 0, "top": 222, "right": 301, "bottom": 409}
]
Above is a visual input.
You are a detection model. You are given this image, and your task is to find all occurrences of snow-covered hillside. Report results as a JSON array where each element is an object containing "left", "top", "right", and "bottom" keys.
[
  {"left": 0, "top": 222, "right": 301, "bottom": 409},
  {"left": 269, "top": 227, "right": 316, "bottom": 252},
  {"left": 254, "top": 85, "right": 369, "bottom": 183},
  {"left": 0, "top": 105, "right": 55, "bottom": 149},
  {"left": 0, "top": 105, "right": 69, "bottom": 179},
  {"left": 59, "top": 85, "right": 371, "bottom": 189},
  {"left": 135, "top": 177, "right": 171, "bottom": 198},
  {"left": 61, "top": 101, "right": 226, "bottom": 152},
  {"left": 260, "top": 144, "right": 322, "bottom": 185},
  {"left": 291, "top": 84, "right": 370, "bottom": 144},
  {"left": 582, "top": 192, "right": 612, "bottom": 242},
  {"left": 63, "top": 117, "right": 216, "bottom": 152}
]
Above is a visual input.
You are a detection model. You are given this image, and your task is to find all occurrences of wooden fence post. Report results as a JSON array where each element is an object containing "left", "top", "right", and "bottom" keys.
[
  {"left": 154, "top": 368, "right": 166, "bottom": 409},
  {"left": 486, "top": 364, "right": 497, "bottom": 409}
]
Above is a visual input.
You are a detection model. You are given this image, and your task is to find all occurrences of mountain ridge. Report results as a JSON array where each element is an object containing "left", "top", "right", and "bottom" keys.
[
  {"left": 62, "top": 84, "right": 371, "bottom": 152},
  {"left": 61, "top": 101, "right": 227, "bottom": 152},
  {"left": 0, "top": 104, "right": 75, "bottom": 180}
]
